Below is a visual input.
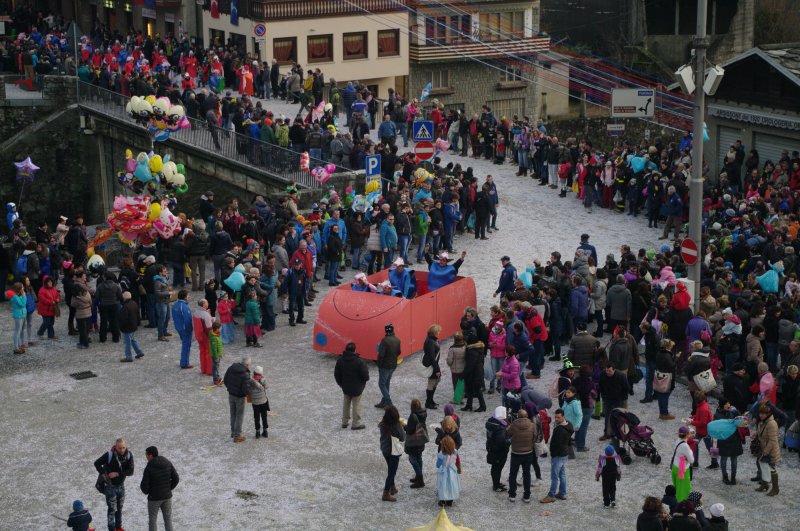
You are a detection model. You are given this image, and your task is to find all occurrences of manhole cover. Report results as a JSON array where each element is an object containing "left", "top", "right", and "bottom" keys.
[{"left": 69, "top": 371, "right": 98, "bottom": 380}]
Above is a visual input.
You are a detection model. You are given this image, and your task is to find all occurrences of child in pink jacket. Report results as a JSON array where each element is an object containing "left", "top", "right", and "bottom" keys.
[
  {"left": 498, "top": 346, "right": 521, "bottom": 402},
  {"left": 488, "top": 322, "right": 507, "bottom": 393}
]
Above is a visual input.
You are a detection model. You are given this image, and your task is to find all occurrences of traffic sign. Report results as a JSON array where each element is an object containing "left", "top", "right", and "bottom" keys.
[
  {"left": 680, "top": 237, "right": 699, "bottom": 265},
  {"left": 606, "top": 123, "right": 625, "bottom": 137},
  {"left": 366, "top": 154, "right": 381, "bottom": 178},
  {"left": 412, "top": 121, "right": 433, "bottom": 141},
  {"left": 253, "top": 23, "right": 267, "bottom": 38},
  {"left": 414, "top": 141, "right": 435, "bottom": 161},
  {"left": 611, "top": 88, "right": 655, "bottom": 118}
]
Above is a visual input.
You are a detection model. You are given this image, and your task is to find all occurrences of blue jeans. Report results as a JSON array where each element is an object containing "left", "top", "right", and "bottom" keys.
[
  {"left": 122, "top": 332, "right": 144, "bottom": 360},
  {"left": 308, "top": 147, "right": 322, "bottom": 161},
  {"left": 212, "top": 358, "right": 220, "bottom": 382},
  {"left": 13, "top": 318, "right": 25, "bottom": 349},
  {"left": 351, "top": 246, "right": 363, "bottom": 269},
  {"left": 416, "top": 235, "right": 428, "bottom": 262},
  {"left": 408, "top": 448, "right": 423, "bottom": 477},
  {"left": 378, "top": 367, "right": 395, "bottom": 405},
  {"left": 720, "top": 455, "right": 737, "bottom": 478},
  {"left": 489, "top": 357, "right": 503, "bottom": 391},
  {"left": 397, "top": 235, "right": 411, "bottom": 263},
  {"left": 430, "top": 233, "right": 441, "bottom": 254},
  {"left": 146, "top": 293, "right": 157, "bottom": 327},
  {"left": 395, "top": 122, "right": 407, "bottom": 146},
  {"left": 104, "top": 484, "right": 125, "bottom": 531},
  {"left": 656, "top": 390, "right": 671, "bottom": 415},
  {"left": 383, "top": 453, "right": 400, "bottom": 491},
  {"left": 576, "top": 406, "right": 592, "bottom": 449},
  {"left": 644, "top": 361, "right": 656, "bottom": 400},
  {"left": 156, "top": 302, "right": 169, "bottom": 338},
  {"left": 532, "top": 341, "right": 544, "bottom": 376},
  {"left": 179, "top": 331, "right": 192, "bottom": 368},
  {"left": 171, "top": 263, "right": 185, "bottom": 287},
  {"left": 327, "top": 260, "right": 340, "bottom": 285},
  {"left": 548, "top": 456, "right": 568, "bottom": 497}
]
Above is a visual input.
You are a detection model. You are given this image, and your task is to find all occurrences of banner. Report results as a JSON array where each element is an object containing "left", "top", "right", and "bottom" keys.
[
  {"left": 231, "top": 0, "right": 239, "bottom": 26},
  {"left": 210, "top": 0, "right": 219, "bottom": 19}
]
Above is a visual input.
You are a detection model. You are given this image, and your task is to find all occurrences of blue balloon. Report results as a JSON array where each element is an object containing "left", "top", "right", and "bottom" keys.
[
  {"left": 707, "top": 419, "right": 738, "bottom": 440},
  {"left": 520, "top": 271, "right": 533, "bottom": 289},
  {"left": 223, "top": 271, "right": 246, "bottom": 292},
  {"left": 631, "top": 156, "right": 646, "bottom": 173},
  {"left": 134, "top": 161, "right": 152, "bottom": 183}
]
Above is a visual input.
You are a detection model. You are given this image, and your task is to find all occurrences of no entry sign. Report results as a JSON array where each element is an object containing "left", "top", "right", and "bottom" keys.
[
  {"left": 414, "top": 141, "right": 435, "bottom": 161},
  {"left": 681, "top": 237, "right": 699, "bottom": 265}
]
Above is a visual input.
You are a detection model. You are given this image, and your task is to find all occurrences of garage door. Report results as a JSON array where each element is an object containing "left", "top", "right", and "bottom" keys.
[
  {"left": 716, "top": 126, "right": 740, "bottom": 175},
  {"left": 753, "top": 132, "right": 799, "bottom": 167}
]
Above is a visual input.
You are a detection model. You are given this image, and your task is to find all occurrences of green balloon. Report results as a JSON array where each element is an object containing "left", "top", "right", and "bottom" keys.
[
  {"left": 176, "top": 163, "right": 186, "bottom": 175},
  {"left": 175, "top": 183, "right": 189, "bottom": 194}
]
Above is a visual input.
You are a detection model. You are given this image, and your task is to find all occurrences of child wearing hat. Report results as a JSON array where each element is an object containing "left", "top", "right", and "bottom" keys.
[
  {"left": 595, "top": 445, "right": 621, "bottom": 508},
  {"left": 707, "top": 503, "right": 728, "bottom": 529},
  {"left": 66, "top": 499, "right": 93, "bottom": 530}
]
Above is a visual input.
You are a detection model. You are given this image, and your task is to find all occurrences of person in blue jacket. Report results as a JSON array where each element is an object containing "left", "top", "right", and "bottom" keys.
[
  {"left": 378, "top": 280, "right": 401, "bottom": 297},
  {"left": 494, "top": 256, "right": 517, "bottom": 299},
  {"left": 388, "top": 257, "right": 412, "bottom": 298},
  {"left": 171, "top": 289, "right": 194, "bottom": 369},
  {"left": 443, "top": 196, "right": 462, "bottom": 253},
  {"left": 380, "top": 214, "right": 398, "bottom": 268},
  {"left": 660, "top": 185, "right": 684, "bottom": 241},
  {"left": 322, "top": 208, "right": 347, "bottom": 248},
  {"left": 423, "top": 247, "right": 466, "bottom": 291}
]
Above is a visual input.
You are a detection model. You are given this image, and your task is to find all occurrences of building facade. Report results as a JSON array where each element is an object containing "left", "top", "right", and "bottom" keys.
[
  {"left": 202, "top": 0, "right": 409, "bottom": 99},
  {"left": 407, "top": 0, "right": 568, "bottom": 121},
  {"left": 704, "top": 45, "right": 800, "bottom": 177}
]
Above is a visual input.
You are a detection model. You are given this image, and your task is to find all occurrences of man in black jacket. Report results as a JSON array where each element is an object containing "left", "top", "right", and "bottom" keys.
[
  {"left": 224, "top": 357, "right": 252, "bottom": 442},
  {"left": 140, "top": 446, "right": 180, "bottom": 531},
  {"left": 334, "top": 342, "right": 370, "bottom": 430},
  {"left": 97, "top": 271, "right": 123, "bottom": 343},
  {"left": 375, "top": 324, "right": 401, "bottom": 408},
  {"left": 723, "top": 363, "right": 751, "bottom": 412},
  {"left": 118, "top": 291, "right": 144, "bottom": 362},
  {"left": 598, "top": 363, "right": 630, "bottom": 439},
  {"left": 94, "top": 438, "right": 134, "bottom": 531},
  {"left": 541, "top": 409, "right": 574, "bottom": 503}
]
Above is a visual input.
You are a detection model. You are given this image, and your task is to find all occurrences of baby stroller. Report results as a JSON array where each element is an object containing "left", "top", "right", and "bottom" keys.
[{"left": 608, "top": 408, "right": 661, "bottom": 465}]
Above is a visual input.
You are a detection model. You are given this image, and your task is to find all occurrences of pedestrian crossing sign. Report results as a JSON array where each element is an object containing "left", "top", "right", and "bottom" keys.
[{"left": 413, "top": 121, "right": 434, "bottom": 141}]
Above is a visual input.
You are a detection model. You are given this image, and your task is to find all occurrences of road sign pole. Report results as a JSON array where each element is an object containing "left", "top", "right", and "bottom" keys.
[{"left": 688, "top": 0, "right": 708, "bottom": 312}]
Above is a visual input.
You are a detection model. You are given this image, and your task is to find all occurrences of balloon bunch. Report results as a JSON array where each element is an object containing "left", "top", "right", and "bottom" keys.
[
  {"left": 107, "top": 195, "right": 182, "bottom": 246},
  {"left": 434, "top": 137, "right": 450, "bottom": 154},
  {"left": 223, "top": 264, "right": 248, "bottom": 292},
  {"left": 126, "top": 95, "right": 190, "bottom": 142},
  {"left": 311, "top": 163, "right": 336, "bottom": 184},
  {"left": 117, "top": 149, "right": 188, "bottom": 195},
  {"left": 299, "top": 152, "right": 310, "bottom": 172}
]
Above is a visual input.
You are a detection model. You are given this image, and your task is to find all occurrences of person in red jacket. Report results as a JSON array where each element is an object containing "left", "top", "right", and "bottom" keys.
[
  {"left": 689, "top": 391, "right": 718, "bottom": 470},
  {"left": 290, "top": 240, "right": 315, "bottom": 305},
  {"left": 36, "top": 276, "right": 60, "bottom": 339},
  {"left": 523, "top": 302, "right": 548, "bottom": 378}
]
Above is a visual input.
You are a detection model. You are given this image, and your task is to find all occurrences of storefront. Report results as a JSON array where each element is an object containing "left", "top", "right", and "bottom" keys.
[{"left": 704, "top": 45, "right": 800, "bottom": 176}]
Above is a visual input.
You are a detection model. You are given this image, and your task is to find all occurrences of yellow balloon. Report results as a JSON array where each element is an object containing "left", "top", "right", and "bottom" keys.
[
  {"left": 149, "top": 155, "right": 163, "bottom": 173},
  {"left": 125, "top": 148, "right": 132, "bottom": 159},
  {"left": 145, "top": 95, "right": 156, "bottom": 106},
  {"left": 365, "top": 180, "right": 379, "bottom": 193},
  {"left": 148, "top": 203, "right": 162, "bottom": 221},
  {"left": 87, "top": 247, "right": 95, "bottom": 257}
]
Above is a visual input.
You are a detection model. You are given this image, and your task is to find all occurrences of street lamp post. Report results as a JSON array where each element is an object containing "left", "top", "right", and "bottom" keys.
[{"left": 687, "top": 0, "right": 708, "bottom": 311}]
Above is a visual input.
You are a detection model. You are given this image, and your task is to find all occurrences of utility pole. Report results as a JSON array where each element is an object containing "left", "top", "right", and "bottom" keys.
[{"left": 687, "top": 0, "right": 708, "bottom": 311}]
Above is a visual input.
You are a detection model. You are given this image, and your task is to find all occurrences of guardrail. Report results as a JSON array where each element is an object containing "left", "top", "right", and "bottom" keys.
[{"left": 75, "top": 81, "right": 358, "bottom": 189}]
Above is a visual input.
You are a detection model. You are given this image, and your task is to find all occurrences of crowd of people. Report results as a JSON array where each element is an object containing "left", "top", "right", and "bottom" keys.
[{"left": 4, "top": 8, "right": 800, "bottom": 530}]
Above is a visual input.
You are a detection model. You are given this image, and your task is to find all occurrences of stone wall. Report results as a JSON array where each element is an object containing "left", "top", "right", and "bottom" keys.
[
  {"left": 544, "top": 115, "right": 682, "bottom": 151},
  {"left": 409, "top": 61, "right": 540, "bottom": 121}
]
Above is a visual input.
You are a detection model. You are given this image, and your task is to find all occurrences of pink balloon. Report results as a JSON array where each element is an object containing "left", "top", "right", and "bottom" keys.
[
  {"left": 125, "top": 159, "right": 137, "bottom": 173},
  {"left": 325, "top": 163, "right": 335, "bottom": 174},
  {"left": 760, "top": 372, "right": 775, "bottom": 394}
]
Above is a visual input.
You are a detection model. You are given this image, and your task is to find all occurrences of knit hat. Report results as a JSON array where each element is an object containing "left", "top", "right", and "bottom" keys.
[
  {"left": 254, "top": 365, "right": 263, "bottom": 375},
  {"left": 443, "top": 404, "right": 455, "bottom": 417},
  {"left": 72, "top": 500, "right": 84, "bottom": 512},
  {"left": 604, "top": 445, "right": 615, "bottom": 456},
  {"left": 687, "top": 491, "right": 703, "bottom": 508},
  {"left": 494, "top": 406, "right": 507, "bottom": 420},
  {"left": 709, "top": 503, "right": 725, "bottom": 518},
  {"left": 678, "top": 426, "right": 689, "bottom": 435}
]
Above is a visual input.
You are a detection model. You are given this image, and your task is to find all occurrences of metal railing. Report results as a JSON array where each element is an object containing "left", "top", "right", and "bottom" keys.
[{"left": 75, "top": 81, "right": 358, "bottom": 189}]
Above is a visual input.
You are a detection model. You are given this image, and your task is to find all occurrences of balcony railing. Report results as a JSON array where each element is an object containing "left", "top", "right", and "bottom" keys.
[
  {"left": 249, "top": 0, "right": 407, "bottom": 21},
  {"left": 410, "top": 36, "right": 550, "bottom": 62},
  {"left": 74, "top": 81, "right": 355, "bottom": 189}
]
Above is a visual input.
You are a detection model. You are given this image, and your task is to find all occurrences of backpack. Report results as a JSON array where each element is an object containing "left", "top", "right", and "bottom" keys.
[
  {"left": 94, "top": 451, "right": 113, "bottom": 493},
  {"left": 15, "top": 255, "right": 28, "bottom": 275}
]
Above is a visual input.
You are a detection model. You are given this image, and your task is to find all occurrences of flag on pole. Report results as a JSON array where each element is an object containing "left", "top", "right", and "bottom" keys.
[
  {"left": 211, "top": 0, "right": 219, "bottom": 19},
  {"left": 231, "top": 0, "right": 239, "bottom": 26}
]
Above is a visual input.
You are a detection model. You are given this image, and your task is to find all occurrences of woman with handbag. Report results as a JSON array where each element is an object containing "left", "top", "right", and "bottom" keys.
[
  {"left": 654, "top": 339, "right": 677, "bottom": 420},
  {"left": 422, "top": 324, "right": 442, "bottom": 409},
  {"left": 404, "top": 399, "right": 429, "bottom": 489},
  {"left": 379, "top": 405, "right": 405, "bottom": 502}
]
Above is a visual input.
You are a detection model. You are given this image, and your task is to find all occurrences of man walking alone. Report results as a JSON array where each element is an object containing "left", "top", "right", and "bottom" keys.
[{"left": 140, "top": 446, "right": 180, "bottom": 531}]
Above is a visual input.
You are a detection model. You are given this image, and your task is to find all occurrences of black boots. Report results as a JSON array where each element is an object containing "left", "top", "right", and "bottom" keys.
[
  {"left": 767, "top": 471, "right": 779, "bottom": 496},
  {"left": 425, "top": 390, "right": 438, "bottom": 409},
  {"left": 410, "top": 475, "right": 425, "bottom": 488}
]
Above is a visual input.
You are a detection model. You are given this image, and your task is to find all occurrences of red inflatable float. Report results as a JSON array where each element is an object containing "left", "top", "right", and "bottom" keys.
[{"left": 312, "top": 269, "right": 477, "bottom": 361}]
